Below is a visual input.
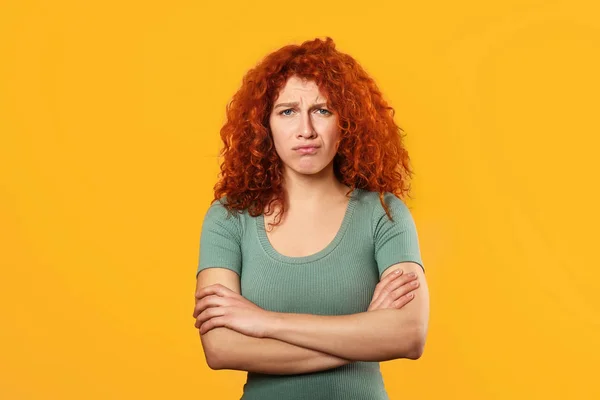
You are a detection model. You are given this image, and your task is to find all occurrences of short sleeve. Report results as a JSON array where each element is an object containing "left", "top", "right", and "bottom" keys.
[
  {"left": 196, "top": 200, "right": 243, "bottom": 279},
  {"left": 373, "top": 193, "right": 424, "bottom": 278}
]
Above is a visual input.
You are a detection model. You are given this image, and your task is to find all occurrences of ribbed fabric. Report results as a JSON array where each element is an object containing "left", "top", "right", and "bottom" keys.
[{"left": 196, "top": 188, "right": 424, "bottom": 400}]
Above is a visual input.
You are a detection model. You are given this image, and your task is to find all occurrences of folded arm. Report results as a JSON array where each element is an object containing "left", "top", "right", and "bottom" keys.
[
  {"left": 265, "top": 262, "right": 429, "bottom": 362},
  {"left": 197, "top": 262, "right": 428, "bottom": 371},
  {"left": 201, "top": 327, "right": 352, "bottom": 374},
  {"left": 197, "top": 267, "right": 352, "bottom": 375}
]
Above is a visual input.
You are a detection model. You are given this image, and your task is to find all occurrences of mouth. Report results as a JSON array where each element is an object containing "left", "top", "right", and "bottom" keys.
[{"left": 294, "top": 146, "right": 319, "bottom": 154}]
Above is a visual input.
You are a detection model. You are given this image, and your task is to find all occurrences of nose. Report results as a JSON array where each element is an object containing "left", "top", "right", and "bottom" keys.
[{"left": 298, "top": 110, "right": 316, "bottom": 139}]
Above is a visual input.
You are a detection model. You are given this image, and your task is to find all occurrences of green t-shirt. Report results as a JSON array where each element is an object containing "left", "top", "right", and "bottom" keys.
[{"left": 196, "top": 188, "right": 424, "bottom": 400}]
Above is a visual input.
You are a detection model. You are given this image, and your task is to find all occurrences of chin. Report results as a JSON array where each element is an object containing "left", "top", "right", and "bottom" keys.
[
  {"left": 283, "top": 157, "right": 334, "bottom": 177},
  {"left": 296, "top": 168, "right": 323, "bottom": 175},
  {"left": 288, "top": 164, "right": 325, "bottom": 176}
]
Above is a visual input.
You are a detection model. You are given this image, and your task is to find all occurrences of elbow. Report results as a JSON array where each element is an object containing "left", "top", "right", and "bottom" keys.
[
  {"left": 405, "top": 323, "right": 428, "bottom": 360},
  {"left": 205, "top": 348, "right": 225, "bottom": 370},
  {"left": 406, "top": 338, "right": 425, "bottom": 360},
  {"left": 200, "top": 332, "right": 228, "bottom": 370}
]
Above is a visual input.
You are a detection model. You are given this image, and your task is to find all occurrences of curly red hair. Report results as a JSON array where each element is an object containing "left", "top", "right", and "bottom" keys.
[{"left": 212, "top": 37, "right": 415, "bottom": 225}]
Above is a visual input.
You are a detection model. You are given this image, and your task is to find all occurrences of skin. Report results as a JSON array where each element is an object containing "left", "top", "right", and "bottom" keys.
[
  {"left": 194, "top": 263, "right": 428, "bottom": 362},
  {"left": 269, "top": 75, "right": 339, "bottom": 175},
  {"left": 193, "top": 75, "right": 429, "bottom": 370},
  {"left": 268, "top": 75, "right": 349, "bottom": 208},
  {"left": 194, "top": 265, "right": 423, "bottom": 374},
  {"left": 194, "top": 268, "right": 419, "bottom": 334}
]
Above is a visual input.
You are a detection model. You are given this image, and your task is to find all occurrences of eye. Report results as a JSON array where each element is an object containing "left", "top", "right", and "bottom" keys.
[
  {"left": 280, "top": 109, "right": 294, "bottom": 116},
  {"left": 316, "top": 108, "right": 332, "bottom": 115}
]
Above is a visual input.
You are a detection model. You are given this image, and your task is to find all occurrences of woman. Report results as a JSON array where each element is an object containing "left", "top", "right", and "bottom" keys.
[{"left": 193, "top": 37, "right": 430, "bottom": 400}]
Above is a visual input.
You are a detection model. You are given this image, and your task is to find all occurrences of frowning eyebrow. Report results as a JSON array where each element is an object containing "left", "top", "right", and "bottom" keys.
[{"left": 273, "top": 102, "right": 329, "bottom": 109}]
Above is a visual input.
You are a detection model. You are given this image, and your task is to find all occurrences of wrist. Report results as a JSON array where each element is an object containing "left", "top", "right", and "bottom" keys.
[{"left": 264, "top": 311, "right": 286, "bottom": 338}]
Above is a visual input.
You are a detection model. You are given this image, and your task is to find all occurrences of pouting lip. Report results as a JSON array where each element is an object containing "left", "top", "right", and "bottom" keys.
[{"left": 293, "top": 145, "right": 320, "bottom": 150}]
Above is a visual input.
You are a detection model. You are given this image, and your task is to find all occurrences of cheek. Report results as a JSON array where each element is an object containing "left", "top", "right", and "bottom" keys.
[
  {"left": 269, "top": 122, "right": 290, "bottom": 156},
  {"left": 321, "top": 122, "right": 341, "bottom": 146},
  {"left": 270, "top": 124, "right": 300, "bottom": 152},
  {"left": 314, "top": 115, "right": 339, "bottom": 134},
  {"left": 268, "top": 118, "right": 282, "bottom": 141},
  {"left": 270, "top": 127, "right": 286, "bottom": 148}
]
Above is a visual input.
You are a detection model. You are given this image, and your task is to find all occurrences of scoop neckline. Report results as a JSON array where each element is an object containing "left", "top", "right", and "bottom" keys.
[{"left": 256, "top": 188, "right": 360, "bottom": 264}]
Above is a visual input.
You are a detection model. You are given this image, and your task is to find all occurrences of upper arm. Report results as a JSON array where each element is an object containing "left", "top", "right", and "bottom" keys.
[
  {"left": 380, "top": 261, "right": 429, "bottom": 318},
  {"left": 381, "top": 261, "right": 429, "bottom": 358},
  {"left": 373, "top": 194, "right": 429, "bottom": 356},
  {"left": 196, "top": 201, "right": 243, "bottom": 279},
  {"left": 373, "top": 193, "right": 424, "bottom": 279},
  {"left": 194, "top": 201, "right": 243, "bottom": 367},
  {"left": 195, "top": 267, "right": 241, "bottom": 369},
  {"left": 196, "top": 267, "right": 241, "bottom": 296}
]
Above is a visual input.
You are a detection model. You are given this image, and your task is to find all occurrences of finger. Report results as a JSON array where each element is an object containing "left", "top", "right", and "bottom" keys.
[
  {"left": 371, "top": 273, "right": 417, "bottom": 309},
  {"left": 372, "top": 269, "right": 404, "bottom": 301},
  {"left": 199, "top": 316, "right": 227, "bottom": 335},
  {"left": 195, "top": 284, "right": 227, "bottom": 300},
  {"left": 391, "top": 292, "right": 416, "bottom": 309},
  {"left": 369, "top": 289, "right": 393, "bottom": 311},
  {"left": 377, "top": 277, "right": 419, "bottom": 309},
  {"left": 375, "top": 289, "right": 417, "bottom": 311},
  {"left": 381, "top": 273, "right": 418, "bottom": 296},
  {"left": 195, "top": 283, "right": 233, "bottom": 300},
  {"left": 193, "top": 294, "right": 226, "bottom": 318},
  {"left": 390, "top": 278, "right": 419, "bottom": 300},
  {"left": 370, "top": 274, "right": 418, "bottom": 310},
  {"left": 370, "top": 293, "right": 396, "bottom": 311},
  {"left": 195, "top": 306, "right": 226, "bottom": 329}
]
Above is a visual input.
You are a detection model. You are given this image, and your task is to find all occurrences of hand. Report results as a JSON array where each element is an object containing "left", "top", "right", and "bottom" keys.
[
  {"left": 193, "top": 284, "right": 274, "bottom": 338},
  {"left": 367, "top": 269, "right": 419, "bottom": 311}
]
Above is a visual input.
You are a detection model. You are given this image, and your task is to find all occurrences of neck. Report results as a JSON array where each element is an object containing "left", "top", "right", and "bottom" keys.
[{"left": 281, "top": 164, "right": 351, "bottom": 211}]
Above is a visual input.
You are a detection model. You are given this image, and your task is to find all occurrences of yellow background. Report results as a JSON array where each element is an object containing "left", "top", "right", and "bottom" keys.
[{"left": 1, "top": 0, "right": 599, "bottom": 398}]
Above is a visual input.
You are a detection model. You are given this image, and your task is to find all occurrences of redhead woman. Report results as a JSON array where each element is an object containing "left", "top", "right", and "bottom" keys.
[{"left": 192, "top": 37, "right": 430, "bottom": 400}]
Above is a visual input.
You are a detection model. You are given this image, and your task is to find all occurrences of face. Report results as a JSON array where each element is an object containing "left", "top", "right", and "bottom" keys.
[{"left": 268, "top": 75, "right": 341, "bottom": 178}]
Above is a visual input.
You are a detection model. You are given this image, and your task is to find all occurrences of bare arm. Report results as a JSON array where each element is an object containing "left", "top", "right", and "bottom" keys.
[
  {"left": 264, "top": 262, "right": 429, "bottom": 362},
  {"left": 196, "top": 267, "right": 352, "bottom": 375},
  {"left": 201, "top": 327, "right": 351, "bottom": 374}
]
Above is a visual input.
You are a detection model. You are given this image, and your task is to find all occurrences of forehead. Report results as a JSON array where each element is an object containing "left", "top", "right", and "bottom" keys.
[{"left": 275, "top": 76, "right": 327, "bottom": 101}]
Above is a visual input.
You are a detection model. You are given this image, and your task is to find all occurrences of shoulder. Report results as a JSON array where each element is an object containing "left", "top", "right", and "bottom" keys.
[
  {"left": 204, "top": 196, "right": 234, "bottom": 216},
  {"left": 202, "top": 197, "right": 244, "bottom": 235},
  {"left": 354, "top": 189, "right": 412, "bottom": 221},
  {"left": 197, "top": 197, "right": 245, "bottom": 278}
]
